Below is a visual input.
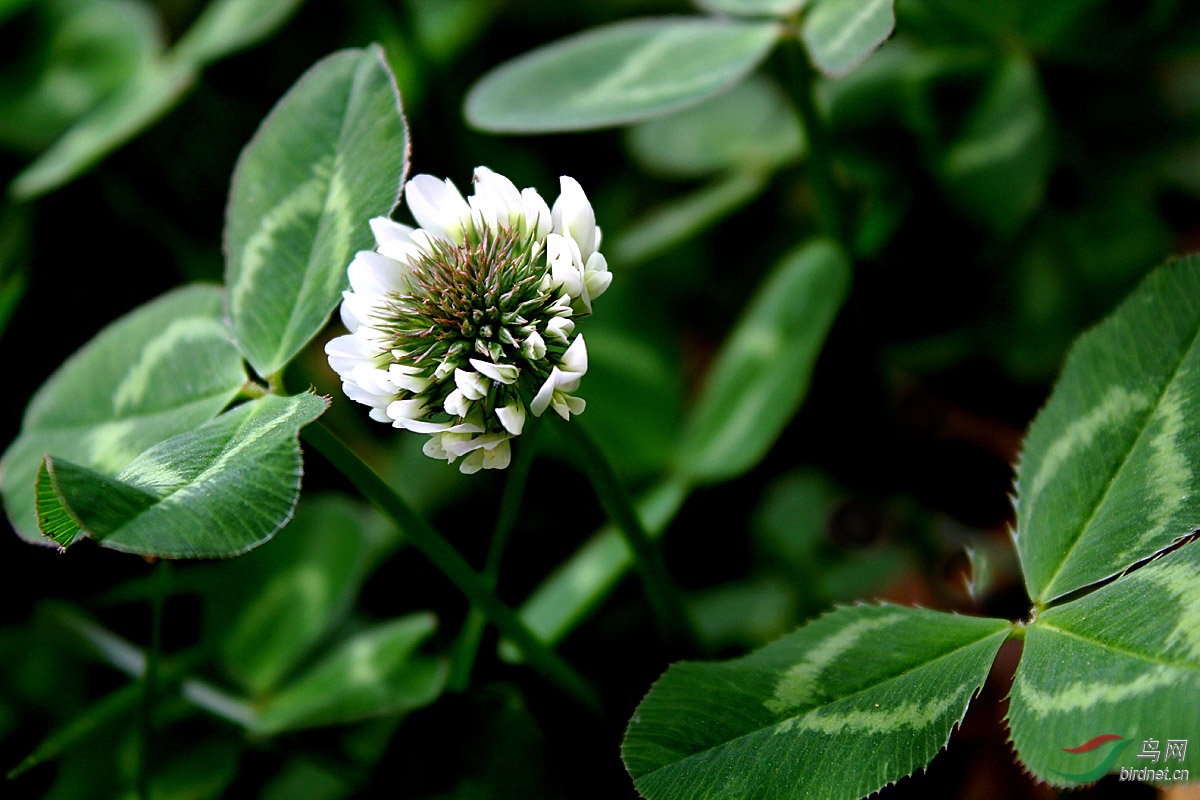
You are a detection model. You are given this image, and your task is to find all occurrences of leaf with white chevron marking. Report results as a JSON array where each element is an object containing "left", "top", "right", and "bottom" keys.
[
  {"left": 225, "top": 45, "right": 407, "bottom": 378},
  {"left": 1016, "top": 256, "right": 1200, "bottom": 602},
  {"left": 35, "top": 392, "right": 327, "bottom": 558},
  {"left": 623, "top": 604, "right": 1010, "bottom": 800},
  {"left": 0, "top": 285, "right": 247, "bottom": 545}
]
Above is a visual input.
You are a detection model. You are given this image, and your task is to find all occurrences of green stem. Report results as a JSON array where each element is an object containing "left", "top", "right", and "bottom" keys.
[
  {"left": 137, "top": 560, "right": 169, "bottom": 800},
  {"left": 785, "top": 33, "right": 846, "bottom": 246},
  {"left": 449, "top": 415, "right": 542, "bottom": 691},
  {"left": 554, "top": 420, "right": 697, "bottom": 650},
  {"left": 302, "top": 422, "right": 601, "bottom": 712}
]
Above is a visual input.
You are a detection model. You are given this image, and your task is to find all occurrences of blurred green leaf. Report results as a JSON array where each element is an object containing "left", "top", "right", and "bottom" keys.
[
  {"left": 695, "top": 0, "right": 807, "bottom": 16},
  {"left": 0, "top": 285, "right": 246, "bottom": 544},
  {"left": 674, "top": 238, "right": 851, "bottom": 484},
  {"left": 464, "top": 17, "right": 781, "bottom": 133},
  {"left": 225, "top": 45, "right": 406, "bottom": 378},
  {"left": 36, "top": 392, "right": 327, "bottom": 557},
  {"left": 1015, "top": 256, "right": 1200, "bottom": 602},
  {"left": 752, "top": 468, "right": 842, "bottom": 567},
  {"left": 613, "top": 171, "right": 769, "bottom": 266},
  {"left": 1008, "top": 541, "right": 1200, "bottom": 785},
  {"left": 0, "top": 202, "right": 30, "bottom": 339},
  {"left": 220, "top": 494, "right": 399, "bottom": 695},
  {"left": 802, "top": 0, "right": 895, "bottom": 77},
  {"left": 140, "top": 737, "right": 240, "bottom": 800},
  {"left": 260, "top": 760, "right": 353, "bottom": 800},
  {"left": 625, "top": 75, "right": 804, "bottom": 179},
  {"left": 253, "top": 613, "right": 445, "bottom": 734},
  {"left": 174, "top": 0, "right": 305, "bottom": 65},
  {"left": 409, "top": 0, "right": 496, "bottom": 64},
  {"left": 623, "top": 605, "right": 1010, "bottom": 800},
  {"left": 7, "top": 0, "right": 307, "bottom": 199},
  {"left": 501, "top": 478, "right": 689, "bottom": 662},
  {"left": 7, "top": 682, "right": 139, "bottom": 780},
  {"left": 0, "top": 0, "right": 163, "bottom": 154},
  {"left": 577, "top": 323, "right": 684, "bottom": 478},
  {"left": 0, "top": 0, "right": 34, "bottom": 25},
  {"left": 689, "top": 576, "right": 798, "bottom": 651},
  {"left": 10, "top": 57, "right": 196, "bottom": 200},
  {"left": 940, "top": 53, "right": 1052, "bottom": 235}
]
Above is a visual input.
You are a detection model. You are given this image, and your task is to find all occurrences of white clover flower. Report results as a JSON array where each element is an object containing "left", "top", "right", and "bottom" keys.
[{"left": 325, "top": 167, "right": 607, "bottom": 473}]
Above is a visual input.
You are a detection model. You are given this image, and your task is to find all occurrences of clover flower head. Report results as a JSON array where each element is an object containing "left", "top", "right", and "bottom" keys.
[{"left": 325, "top": 167, "right": 609, "bottom": 473}]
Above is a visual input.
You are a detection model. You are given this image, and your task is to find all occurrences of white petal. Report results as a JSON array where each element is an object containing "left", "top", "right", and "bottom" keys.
[
  {"left": 544, "top": 316, "right": 575, "bottom": 344},
  {"left": 444, "top": 388, "right": 471, "bottom": 417},
  {"left": 563, "top": 394, "right": 586, "bottom": 417},
  {"left": 405, "top": 174, "right": 470, "bottom": 243},
  {"left": 325, "top": 334, "right": 378, "bottom": 376},
  {"left": 376, "top": 237, "right": 425, "bottom": 265},
  {"left": 521, "top": 330, "right": 546, "bottom": 360},
  {"left": 370, "top": 217, "right": 416, "bottom": 247},
  {"left": 481, "top": 440, "right": 512, "bottom": 470},
  {"left": 454, "top": 367, "right": 489, "bottom": 400},
  {"left": 521, "top": 187, "right": 552, "bottom": 240},
  {"left": 560, "top": 334, "right": 588, "bottom": 376},
  {"left": 397, "top": 418, "right": 452, "bottom": 433},
  {"left": 341, "top": 289, "right": 389, "bottom": 334},
  {"left": 342, "top": 379, "right": 388, "bottom": 408},
  {"left": 472, "top": 166, "right": 523, "bottom": 229},
  {"left": 551, "top": 176, "right": 597, "bottom": 258},
  {"left": 585, "top": 268, "right": 613, "bottom": 302},
  {"left": 351, "top": 364, "right": 396, "bottom": 396},
  {"left": 459, "top": 449, "right": 486, "bottom": 474},
  {"left": 443, "top": 432, "right": 490, "bottom": 457},
  {"left": 469, "top": 358, "right": 519, "bottom": 384},
  {"left": 369, "top": 407, "right": 392, "bottom": 423},
  {"left": 530, "top": 370, "right": 558, "bottom": 417},
  {"left": 387, "top": 397, "right": 428, "bottom": 422},
  {"left": 387, "top": 364, "right": 428, "bottom": 393},
  {"left": 497, "top": 402, "right": 526, "bottom": 435},
  {"left": 423, "top": 434, "right": 451, "bottom": 461},
  {"left": 349, "top": 251, "right": 407, "bottom": 295}
]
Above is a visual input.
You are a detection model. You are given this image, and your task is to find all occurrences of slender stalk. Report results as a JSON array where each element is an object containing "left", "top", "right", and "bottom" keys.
[
  {"left": 302, "top": 421, "right": 601, "bottom": 712},
  {"left": 448, "top": 416, "right": 542, "bottom": 691},
  {"left": 785, "top": 32, "right": 846, "bottom": 246},
  {"left": 137, "top": 559, "right": 169, "bottom": 800},
  {"left": 554, "top": 419, "right": 696, "bottom": 650}
]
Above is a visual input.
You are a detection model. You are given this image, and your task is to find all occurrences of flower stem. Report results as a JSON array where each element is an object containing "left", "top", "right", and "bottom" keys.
[
  {"left": 136, "top": 559, "right": 169, "bottom": 800},
  {"left": 448, "top": 416, "right": 543, "bottom": 691},
  {"left": 785, "top": 32, "right": 846, "bottom": 246},
  {"left": 302, "top": 421, "right": 601, "bottom": 712},
  {"left": 554, "top": 419, "right": 697, "bottom": 651}
]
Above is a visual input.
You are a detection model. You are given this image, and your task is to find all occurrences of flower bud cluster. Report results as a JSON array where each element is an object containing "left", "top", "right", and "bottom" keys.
[{"left": 326, "top": 167, "right": 609, "bottom": 472}]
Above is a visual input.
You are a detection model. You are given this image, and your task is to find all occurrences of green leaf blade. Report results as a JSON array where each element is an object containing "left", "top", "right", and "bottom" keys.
[
  {"left": 801, "top": 0, "right": 895, "bottom": 77},
  {"left": 173, "top": 0, "right": 305, "bottom": 65},
  {"left": 939, "top": 54, "right": 1052, "bottom": 236},
  {"left": 1008, "top": 542, "right": 1200, "bottom": 785},
  {"left": 225, "top": 45, "right": 407, "bottom": 377},
  {"left": 0, "top": 285, "right": 247, "bottom": 544},
  {"left": 625, "top": 75, "right": 804, "bottom": 179},
  {"left": 219, "top": 494, "right": 399, "bottom": 695},
  {"left": 253, "top": 612, "right": 445, "bottom": 734},
  {"left": 695, "top": 0, "right": 807, "bottom": 16},
  {"left": 11, "top": 58, "right": 197, "bottom": 201},
  {"left": 674, "top": 238, "right": 851, "bottom": 484},
  {"left": 36, "top": 393, "right": 328, "bottom": 558},
  {"left": 1016, "top": 256, "right": 1200, "bottom": 602},
  {"left": 464, "top": 17, "right": 781, "bottom": 133},
  {"left": 624, "top": 605, "right": 1011, "bottom": 800}
]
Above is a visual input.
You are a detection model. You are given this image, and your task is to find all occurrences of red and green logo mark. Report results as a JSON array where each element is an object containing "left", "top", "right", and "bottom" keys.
[{"left": 1053, "top": 734, "right": 1132, "bottom": 782}]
